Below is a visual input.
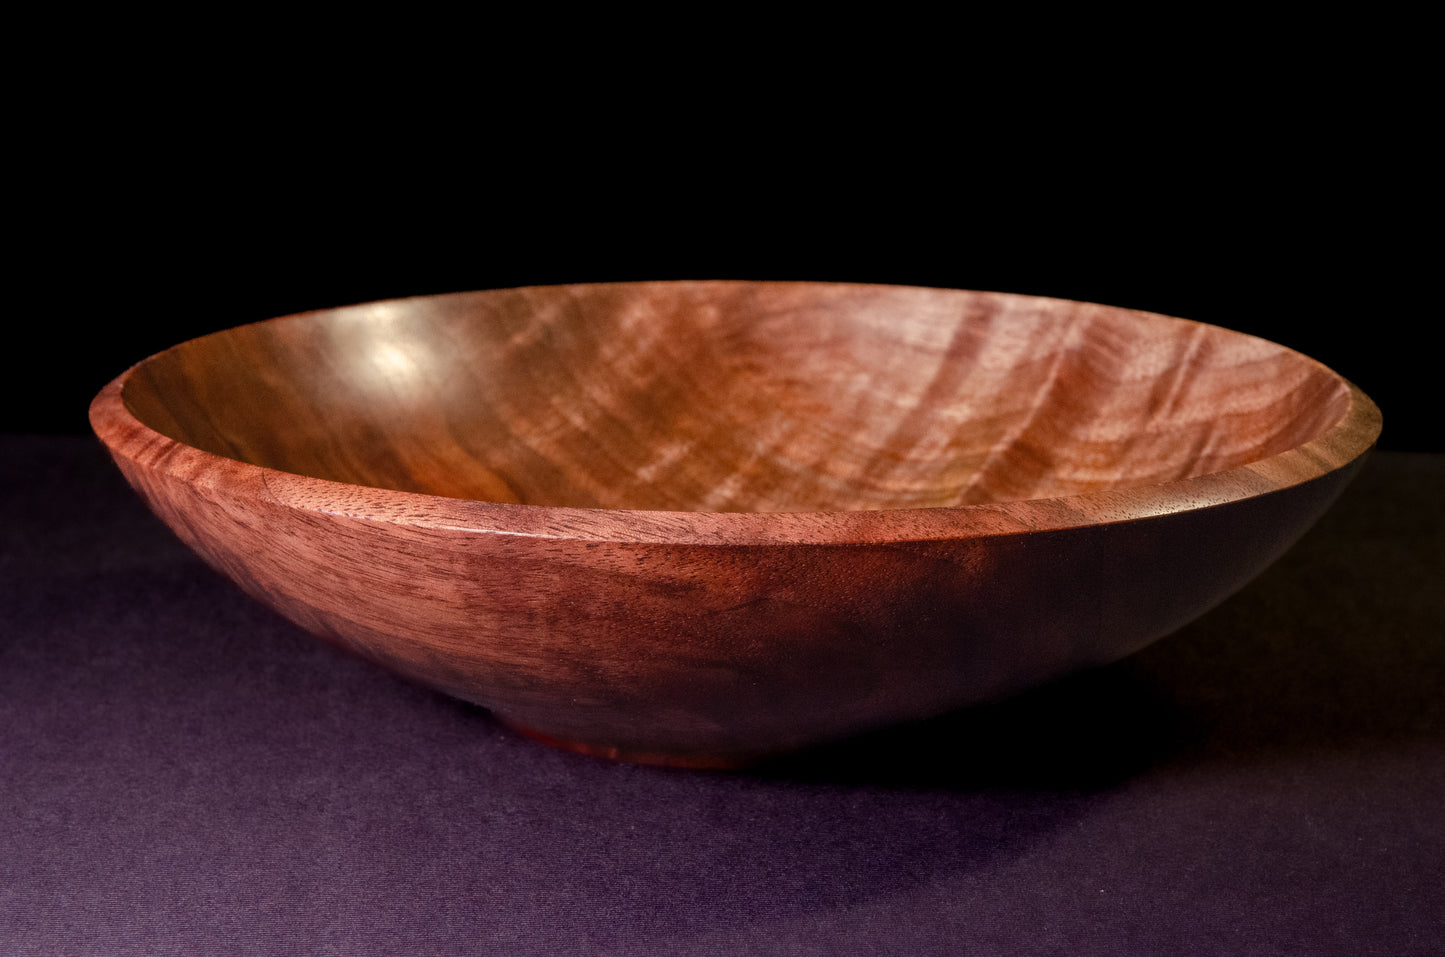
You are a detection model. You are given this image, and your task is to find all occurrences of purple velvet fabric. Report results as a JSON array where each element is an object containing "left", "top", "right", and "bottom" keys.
[{"left": 3, "top": 436, "right": 1442, "bottom": 955}]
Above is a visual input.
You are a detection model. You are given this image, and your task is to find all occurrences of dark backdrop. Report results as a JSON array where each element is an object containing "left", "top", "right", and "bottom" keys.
[{"left": 15, "top": 85, "right": 1429, "bottom": 451}]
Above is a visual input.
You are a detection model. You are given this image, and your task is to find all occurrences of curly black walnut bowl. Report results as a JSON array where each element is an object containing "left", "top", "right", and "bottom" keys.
[{"left": 90, "top": 281, "right": 1381, "bottom": 767}]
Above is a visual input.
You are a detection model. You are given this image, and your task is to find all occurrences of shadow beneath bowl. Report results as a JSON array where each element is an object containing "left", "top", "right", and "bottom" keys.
[
  {"left": 1115, "top": 451, "right": 1445, "bottom": 762},
  {"left": 748, "top": 658, "right": 1188, "bottom": 793},
  {"left": 754, "top": 452, "right": 1445, "bottom": 791}
]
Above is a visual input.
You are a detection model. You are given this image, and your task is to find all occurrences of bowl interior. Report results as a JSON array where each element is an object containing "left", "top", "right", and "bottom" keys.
[{"left": 121, "top": 282, "right": 1351, "bottom": 512}]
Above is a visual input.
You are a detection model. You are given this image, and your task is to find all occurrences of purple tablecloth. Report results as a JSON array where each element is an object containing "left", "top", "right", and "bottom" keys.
[{"left": 4, "top": 437, "right": 1442, "bottom": 955}]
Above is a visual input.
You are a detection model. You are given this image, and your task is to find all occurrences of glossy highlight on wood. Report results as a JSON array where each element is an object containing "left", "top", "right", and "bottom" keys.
[{"left": 90, "top": 281, "right": 1382, "bottom": 767}]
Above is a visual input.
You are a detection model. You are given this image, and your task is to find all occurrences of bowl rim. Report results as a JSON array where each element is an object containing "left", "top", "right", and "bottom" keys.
[{"left": 89, "top": 281, "right": 1383, "bottom": 547}]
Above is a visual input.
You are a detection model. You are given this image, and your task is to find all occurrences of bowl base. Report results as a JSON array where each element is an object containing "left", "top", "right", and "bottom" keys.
[{"left": 496, "top": 717, "right": 755, "bottom": 770}]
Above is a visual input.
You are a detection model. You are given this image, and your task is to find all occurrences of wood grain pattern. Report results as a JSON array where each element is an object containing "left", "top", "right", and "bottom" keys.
[{"left": 90, "top": 281, "right": 1382, "bottom": 766}]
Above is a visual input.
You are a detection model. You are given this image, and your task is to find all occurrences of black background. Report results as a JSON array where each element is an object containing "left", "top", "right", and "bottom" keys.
[{"left": 13, "top": 42, "right": 1431, "bottom": 451}]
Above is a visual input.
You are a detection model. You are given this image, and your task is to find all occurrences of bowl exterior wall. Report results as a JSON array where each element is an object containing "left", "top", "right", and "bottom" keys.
[{"left": 100, "top": 433, "right": 1364, "bottom": 765}]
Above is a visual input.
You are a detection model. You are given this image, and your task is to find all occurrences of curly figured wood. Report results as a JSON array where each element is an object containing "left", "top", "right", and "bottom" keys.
[
  {"left": 119, "top": 283, "right": 1353, "bottom": 512},
  {"left": 93, "top": 281, "right": 1380, "bottom": 766}
]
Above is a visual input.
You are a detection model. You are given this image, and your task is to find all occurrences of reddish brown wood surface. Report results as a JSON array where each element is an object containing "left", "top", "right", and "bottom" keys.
[{"left": 90, "top": 281, "right": 1382, "bottom": 766}]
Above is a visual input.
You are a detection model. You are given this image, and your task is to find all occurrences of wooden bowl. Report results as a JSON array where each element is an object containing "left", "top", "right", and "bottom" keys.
[{"left": 90, "top": 281, "right": 1381, "bottom": 767}]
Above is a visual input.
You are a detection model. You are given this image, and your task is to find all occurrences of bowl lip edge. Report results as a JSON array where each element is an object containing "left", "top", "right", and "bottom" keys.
[{"left": 87, "top": 282, "right": 1384, "bottom": 547}]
